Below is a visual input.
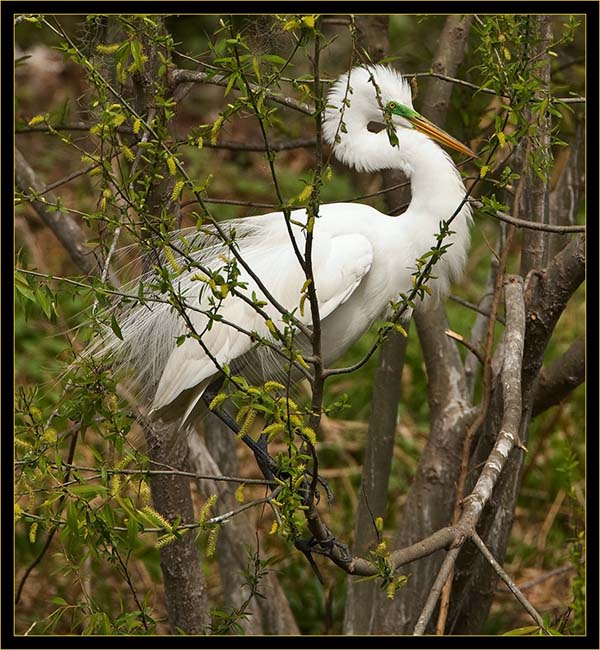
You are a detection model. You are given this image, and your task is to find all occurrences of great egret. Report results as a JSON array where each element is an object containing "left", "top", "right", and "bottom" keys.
[{"left": 94, "top": 65, "right": 474, "bottom": 430}]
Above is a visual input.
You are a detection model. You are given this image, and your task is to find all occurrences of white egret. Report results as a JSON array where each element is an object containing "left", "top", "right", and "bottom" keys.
[{"left": 94, "top": 65, "right": 474, "bottom": 431}]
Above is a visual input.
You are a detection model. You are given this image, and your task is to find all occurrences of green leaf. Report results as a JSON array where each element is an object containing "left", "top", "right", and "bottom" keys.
[
  {"left": 127, "top": 515, "right": 139, "bottom": 548},
  {"left": 66, "top": 500, "right": 79, "bottom": 533},
  {"left": 69, "top": 484, "right": 108, "bottom": 499},
  {"left": 130, "top": 39, "right": 144, "bottom": 72},
  {"left": 15, "top": 272, "right": 36, "bottom": 302},
  {"left": 252, "top": 56, "right": 261, "bottom": 82},
  {"left": 224, "top": 72, "right": 238, "bottom": 96},
  {"left": 263, "top": 54, "right": 287, "bottom": 65},
  {"left": 110, "top": 314, "right": 123, "bottom": 340},
  {"left": 34, "top": 286, "right": 52, "bottom": 319}
]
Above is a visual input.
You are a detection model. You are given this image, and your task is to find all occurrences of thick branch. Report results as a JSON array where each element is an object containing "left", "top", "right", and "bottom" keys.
[
  {"left": 521, "top": 233, "right": 586, "bottom": 395},
  {"left": 447, "top": 239, "right": 585, "bottom": 634},
  {"left": 415, "top": 275, "right": 526, "bottom": 635},
  {"left": 548, "top": 118, "right": 585, "bottom": 256},
  {"left": 15, "top": 147, "right": 100, "bottom": 275},
  {"left": 532, "top": 338, "right": 585, "bottom": 417},
  {"left": 145, "top": 422, "right": 209, "bottom": 634},
  {"left": 344, "top": 328, "right": 408, "bottom": 633}
]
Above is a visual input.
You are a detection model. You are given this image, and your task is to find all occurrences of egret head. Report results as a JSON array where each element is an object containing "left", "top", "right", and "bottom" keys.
[
  {"left": 385, "top": 100, "right": 476, "bottom": 158},
  {"left": 323, "top": 65, "right": 476, "bottom": 172}
]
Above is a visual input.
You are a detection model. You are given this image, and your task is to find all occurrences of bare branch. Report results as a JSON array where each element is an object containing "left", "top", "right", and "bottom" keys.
[
  {"left": 345, "top": 328, "right": 409, "bottom": 632},
  {"left": 415, "top": 71, "right": 585, "bottom": 104},
  {"left": 471, "top": 532, "right": 547, "bottom": 630},
  {"left": 168, "top": 68, "right": 313, "bottom": 115},
  {"left": 414, "top": 275, "right": 526, "bottom": 634},
  {"left": 445, "top": 328, "right": 485, "bottom": 365},
  {"left": 532, "top": 338, "right": 585, "bottom": 417},
  {"left": 413, "top": 548, "right": 460, "bottom": 635},
  {"left": 15, "top": 147, "right": 100, "bottom": 275},
  {"left": 462, "top": 275, "right": 526, "bottom": 524},
  {"left": 521, "top": 233, "right": 585, "bottom": 394},
  {"left": 472, "top": 200, "right": 586, "bottom": 233},
  {"left": 519, "top": 16, "right": 553, "bottom": 275},
  {"left": 497, "top": 564, "right": 574, "bottom": 592},
  {"left": 449, "top": 294, "right": 506, "bottom": 326},
  {"left": 548, "top": 119, "right": 585, "bottom": 256}
]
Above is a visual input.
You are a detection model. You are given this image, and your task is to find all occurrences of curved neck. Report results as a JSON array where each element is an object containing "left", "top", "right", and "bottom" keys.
[
  {"left": 399, "top": 132, "right": 468, "bottom": 223},
  {"left": 335, "top": 124, "right": 468, "bottom": 224}
]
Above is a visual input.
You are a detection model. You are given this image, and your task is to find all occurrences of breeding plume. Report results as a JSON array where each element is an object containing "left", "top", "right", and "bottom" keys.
[{"left": 95, "top": 65, "right": 474, "bottom": 425}]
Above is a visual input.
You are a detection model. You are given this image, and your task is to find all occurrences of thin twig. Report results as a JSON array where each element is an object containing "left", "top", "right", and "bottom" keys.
[
  {"left": 473, "top": 200, "right": 586, "bottom": 233},
  {"left": 14, "top": 459, "right": 276, "bottom": 485},
  {"left": 449, "top": 294, "right": 506, "bottom": 325},
  {"left": 168, "top": 68, "right": 313, "bottom": 115},
  {"left": 496, "top": 564, "right": 574, "bottom": 592},
  {"left": 471, "top": 531, "right": 548, "bottom": 631},
  {"left": 414, "top": 71, "right": 585, "bottom": 104},
  {"left": 414, "top": 548, "right": 461, "bottom": 635},
  {"left": 444, "top": 329, "right": 485, "bottom": 365}
]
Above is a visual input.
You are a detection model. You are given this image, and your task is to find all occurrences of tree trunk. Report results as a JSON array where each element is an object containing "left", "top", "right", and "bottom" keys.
[{"left": 147, "top": 424, "right": 210, "bottom": 634}]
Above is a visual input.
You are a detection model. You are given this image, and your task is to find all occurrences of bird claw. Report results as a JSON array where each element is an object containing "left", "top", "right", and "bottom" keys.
[{"left": 303, "top": 533, "right": 352, "bottom": 563}]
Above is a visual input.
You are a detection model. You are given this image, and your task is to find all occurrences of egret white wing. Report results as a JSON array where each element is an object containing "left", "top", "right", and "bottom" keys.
[{"left": 150, "top": 216, "right": 374, "bottom": 421}]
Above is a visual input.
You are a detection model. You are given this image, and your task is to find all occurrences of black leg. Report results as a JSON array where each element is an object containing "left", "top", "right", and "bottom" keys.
[{"left": 203, "top": 376, "right": 277, "bottom": 481}]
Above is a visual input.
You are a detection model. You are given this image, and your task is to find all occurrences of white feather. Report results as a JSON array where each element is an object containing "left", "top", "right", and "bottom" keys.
[{"left": 88, "top": 64, "right": 472, "bottom": 424}]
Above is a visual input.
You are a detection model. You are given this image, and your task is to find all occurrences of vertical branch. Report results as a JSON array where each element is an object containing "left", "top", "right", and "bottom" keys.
[
  {"left": 344, "top": 323, "right": 409, "bottom": 633},
  {"left": 344, "top": 16, "right": 410, "bottom": 633},
  {"left": 145, "top": 423, "right": 209, "bottom": 634},
  {"left": 547, "top": 119, "right": 585, "bottom": 258},
  {"left": 519, "top": 16, "right": 553, "bottom": 275},
  {"left": 448, "top": 235, "right": 585, "bottom": 634},
  {"left": 370, "top": 14, "right": 474, "bottom": 635},
  {"left": 305, "top": 20, "right": 325, "bottom": 438},
  {"left": 414, "top": 274, "right": 527, "bottom": 637},
  {"left": 122, "top": 18, "right": 209, "bottom": 633}
]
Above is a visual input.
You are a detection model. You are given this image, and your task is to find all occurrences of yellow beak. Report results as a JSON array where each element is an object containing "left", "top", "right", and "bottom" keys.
[{"left": 409, "top": 114, "right": 477, "bottom": 159}]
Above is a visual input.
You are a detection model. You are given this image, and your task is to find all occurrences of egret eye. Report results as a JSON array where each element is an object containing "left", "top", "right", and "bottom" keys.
[{"left": 387, "top": 101, "right": 397, "bottom": 111}]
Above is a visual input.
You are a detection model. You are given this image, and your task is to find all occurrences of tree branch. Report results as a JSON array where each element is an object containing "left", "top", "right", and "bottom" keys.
[
  {"left": 473, "top": 200, "right": 586, "bottom": 233},
  {"left": 532, "top": 337, "right": 585, "bottom": 417},
  {"left": 414, "top": 275, "right": 526, "bottom": 635},
  {"left": 168, "top": 68, "right": 313, "bottom": 115},
  {"left": 15, "top": 147, "right": 100, "bottom": 276},
  {"left": 521, "top": 233, "right": 586, "bottom": 395},
  {"left": 519, "top": 16, "right": 553, "bottom": 275},
  {"left": 471, "top": 531, "right": 546, "bottom": 630}
]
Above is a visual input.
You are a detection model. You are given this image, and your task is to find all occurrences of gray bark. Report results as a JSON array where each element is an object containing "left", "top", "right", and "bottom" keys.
[
  {"left": 520, "top": 16, "right": 553, "bottom": 275},
  {"left": 16, "top": 148, "right": 101, "bottom": 276},
  {"left": 448, "top": 234, "right": 585, "bottom": 633},
  {"left": 129, "top": 18, "right": 210, "bottom": 633},
  {"left": 146, "top": 424, "right": 210, "bottom": 634}
]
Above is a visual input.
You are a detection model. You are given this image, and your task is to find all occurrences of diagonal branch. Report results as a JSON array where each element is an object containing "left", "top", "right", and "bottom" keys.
[
  {"left": 15, "top": 147, "right": 100, "bottom": 276},
  {"left": 471, "top": 531, "right": 546, "bottom": 630},
  {"left": 532, "top": 337, "right": 585, "bottom": 417}
]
